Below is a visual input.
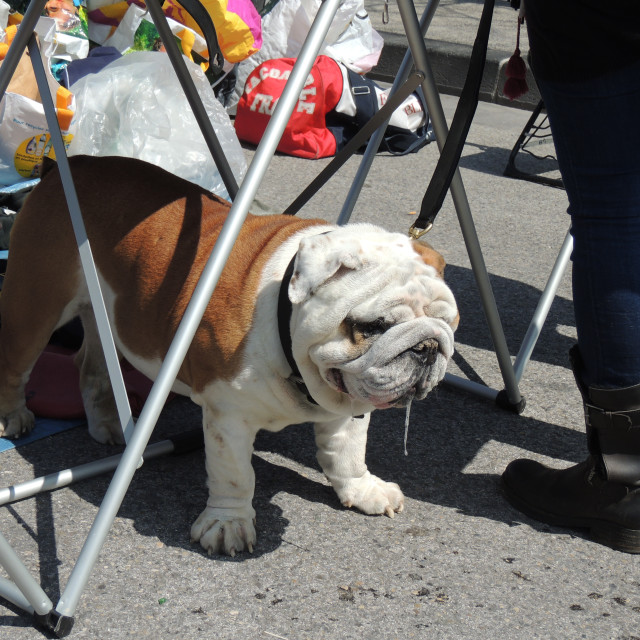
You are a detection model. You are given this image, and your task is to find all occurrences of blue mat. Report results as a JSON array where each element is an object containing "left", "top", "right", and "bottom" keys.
[{"left": 0, "top": 417, "right": 86, "bottom": 453}]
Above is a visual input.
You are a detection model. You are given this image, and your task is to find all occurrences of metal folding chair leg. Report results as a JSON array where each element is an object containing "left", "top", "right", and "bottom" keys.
[
  {"left": 388, "top": 0, "right": 568, "bottom": 410},
  {"left": 28, "top": 30, "right": 135, "bottom": 445},
  {"left": 396, "top": 0, "right": 524, "bottom": 411},
  {"left": 513, "top": 229, "right": 573, "bottom": 383},
  {"left": 338, "top": 0, "right": 440, "bottom": 225}
]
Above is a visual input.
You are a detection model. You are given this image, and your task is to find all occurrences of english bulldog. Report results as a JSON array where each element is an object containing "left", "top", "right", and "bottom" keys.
[{"left": 0, "top": 156, "right": 458, "bottom": 556}]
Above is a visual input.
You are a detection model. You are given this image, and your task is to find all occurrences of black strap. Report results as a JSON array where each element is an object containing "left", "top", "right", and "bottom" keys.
[
  {"left": 159, "top": 0, "right": 225, "bottom": 71},
  {"left": 411, "top": 0, "right": 496, "bottom": 236},
  {"left": 348, "top": 69, "right": 379, "bottom": 131}
]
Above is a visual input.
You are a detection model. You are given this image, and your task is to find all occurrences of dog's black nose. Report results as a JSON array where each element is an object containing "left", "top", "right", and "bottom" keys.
[{"left": 410, "top": 338, "right": 439, "bottom": 366}]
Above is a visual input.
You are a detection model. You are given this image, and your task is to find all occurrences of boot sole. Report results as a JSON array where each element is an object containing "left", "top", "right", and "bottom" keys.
[{"left": 501, "top": 477, "right": 640, "bottom": 554}]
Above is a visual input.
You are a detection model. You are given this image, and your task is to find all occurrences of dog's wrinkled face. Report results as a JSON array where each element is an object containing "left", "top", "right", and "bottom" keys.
[{"left": 288, "top": 224, "right": 458, "bottom": 415}]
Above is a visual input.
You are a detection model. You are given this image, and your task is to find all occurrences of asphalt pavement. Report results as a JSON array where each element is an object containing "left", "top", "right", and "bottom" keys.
[{"left": 2, "top": 2, "right": 640, "bottom": 639}]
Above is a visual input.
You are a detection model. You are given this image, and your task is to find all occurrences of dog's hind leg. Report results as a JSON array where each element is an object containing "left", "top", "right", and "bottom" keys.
[
  {"left": 75, "top": 307, "right": 124, "bottom": 445},
  {"left": 0, "top": 171, "right": 89, "bottom": 439},
  {"left": 0, "top": 260, "right": 81, "bottom": 440},
  {"left": 0, "top": 303, "right": 41, "bottom": 439}
]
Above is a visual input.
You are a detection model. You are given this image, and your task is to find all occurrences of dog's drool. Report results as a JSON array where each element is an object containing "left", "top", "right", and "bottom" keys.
[{"left": 403, "top": 391, "right": 415, "bottom": 456}]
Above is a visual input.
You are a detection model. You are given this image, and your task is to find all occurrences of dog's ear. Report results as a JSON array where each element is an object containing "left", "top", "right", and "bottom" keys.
[
  {"left": 411, "top": 240, "right": 446, "bottom": 279},
  {"left": 289, "top": 232, "right": 364, "bottom": 304}
]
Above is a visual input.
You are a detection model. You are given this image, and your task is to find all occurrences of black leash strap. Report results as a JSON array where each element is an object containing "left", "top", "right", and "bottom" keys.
[
  {"left": 284, "top": 70, "right": 425, "bottom": 216},
  {"left": 410, "top": 0, "right": 496, "bottom": 238}
]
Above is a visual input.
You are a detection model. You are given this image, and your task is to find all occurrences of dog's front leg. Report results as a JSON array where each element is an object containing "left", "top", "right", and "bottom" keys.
[
  {"left": 314, "top": 415, "right": 404, "bottom": 518},
  {"left": 190, "top": 404, "right": 258, "bottom": 557}
]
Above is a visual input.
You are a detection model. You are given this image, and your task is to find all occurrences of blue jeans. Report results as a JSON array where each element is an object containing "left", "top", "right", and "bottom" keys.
[{"left": 535, "top": 60, "right": 640, "bottom": 389}]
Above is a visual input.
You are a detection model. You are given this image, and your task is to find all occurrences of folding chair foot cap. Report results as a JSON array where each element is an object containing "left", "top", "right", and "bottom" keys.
[
  {"left": 35, "top": 610, "right": 75, "bottom": 638},
  {"left": 496, "top": 389, "right": 526, "bottom": 414}
]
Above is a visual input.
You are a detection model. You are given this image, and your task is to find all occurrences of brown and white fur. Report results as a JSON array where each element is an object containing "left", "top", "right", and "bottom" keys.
[{"left": 0, "top": 156, "right": 458, "bottom": 556}]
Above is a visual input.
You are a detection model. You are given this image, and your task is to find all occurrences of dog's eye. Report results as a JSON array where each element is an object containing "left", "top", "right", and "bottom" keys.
[
  {"left": 346, "top": 317, "right": 388, "bottom": 341},
  {"left": 362, "top": 318, "right": 388, "bottom": 337}
]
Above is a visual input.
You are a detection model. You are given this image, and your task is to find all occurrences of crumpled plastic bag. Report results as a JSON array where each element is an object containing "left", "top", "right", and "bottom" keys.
[
  {"left": 68, "top": 50, "right": 246, "bottom": 200},
  {"left": 322, "top": 8, "right": 384, "bottom": 75},
  {"left": 228, "top": 0, "right": 383, "bottom": 109},
  {"left": 0, "top": 17, "right": 76, "bottom": 187}
]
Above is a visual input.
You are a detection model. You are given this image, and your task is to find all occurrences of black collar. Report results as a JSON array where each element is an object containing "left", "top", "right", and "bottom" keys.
[{"left": 277, "top": 252, "right": 319, "bottom": 405}]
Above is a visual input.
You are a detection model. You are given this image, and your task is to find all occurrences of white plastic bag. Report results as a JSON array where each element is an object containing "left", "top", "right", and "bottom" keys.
[
  {"left": 0, "top": 17, "right": 76, "bottom": 187},
  {"left": 68, "top": 51, "right": 246, "bottom": 200},
  {"left": 323, "top": 9, "right": 384, "bottom": 75},
  {"left": 230, "top": 0, "right": 383, "bottom": 109},
  {"left": 0, "top": 0, "right": 9, "bottom": 28}
]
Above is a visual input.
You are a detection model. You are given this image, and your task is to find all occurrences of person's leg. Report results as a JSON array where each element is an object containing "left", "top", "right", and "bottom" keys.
[
  {"left": 545, "top": 61, "right": 640, "bottom": 388},
  {"left": 502, "top": 61, "right": 640, "bottom": 553}
]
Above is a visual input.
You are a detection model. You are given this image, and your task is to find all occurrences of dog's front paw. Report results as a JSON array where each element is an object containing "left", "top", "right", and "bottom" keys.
[
  {"left": 0, "top": 406, "right": 35, "bottom": 439},
  {"left": 190, "top": 506, "right": 257, "bottom": 557},
  {"left": 336, "top": 471, "right": 405, "bottom": 518}
]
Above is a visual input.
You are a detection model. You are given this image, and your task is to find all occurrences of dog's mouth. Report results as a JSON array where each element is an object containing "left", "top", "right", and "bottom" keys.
[
  {"left": 327, "top": 368, "right": 394, "bottom": 408},
  {"left": 327, "top": 364, "right": 398, "bottom": 408},
  {"left": 327, "top": 368, "right": 348, "bottom": 395},
  {"left": 326, "top": 351, "right": 441, "bottom": 410}
]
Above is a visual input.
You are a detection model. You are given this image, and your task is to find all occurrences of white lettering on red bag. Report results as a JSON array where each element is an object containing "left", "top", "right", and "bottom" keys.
[
  {"left": 297, "top": 86, "right": 317, "bottom": 114},
  {"left": 259, "top": 66, "right": 292, "bottom": 82},
  {"left": 245, "top": 76, "right": 260, "bottom": 94},
  {"left": 245, "top": 67, "right": 315, "bottom": 97},
  {"left": 249, "top": 93, "right": 279, "bottom": 115}
]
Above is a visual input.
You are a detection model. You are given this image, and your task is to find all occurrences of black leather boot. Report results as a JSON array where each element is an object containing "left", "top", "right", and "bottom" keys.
[{"left": 501, "top": 347, "right": 640, "bottom": 553}]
